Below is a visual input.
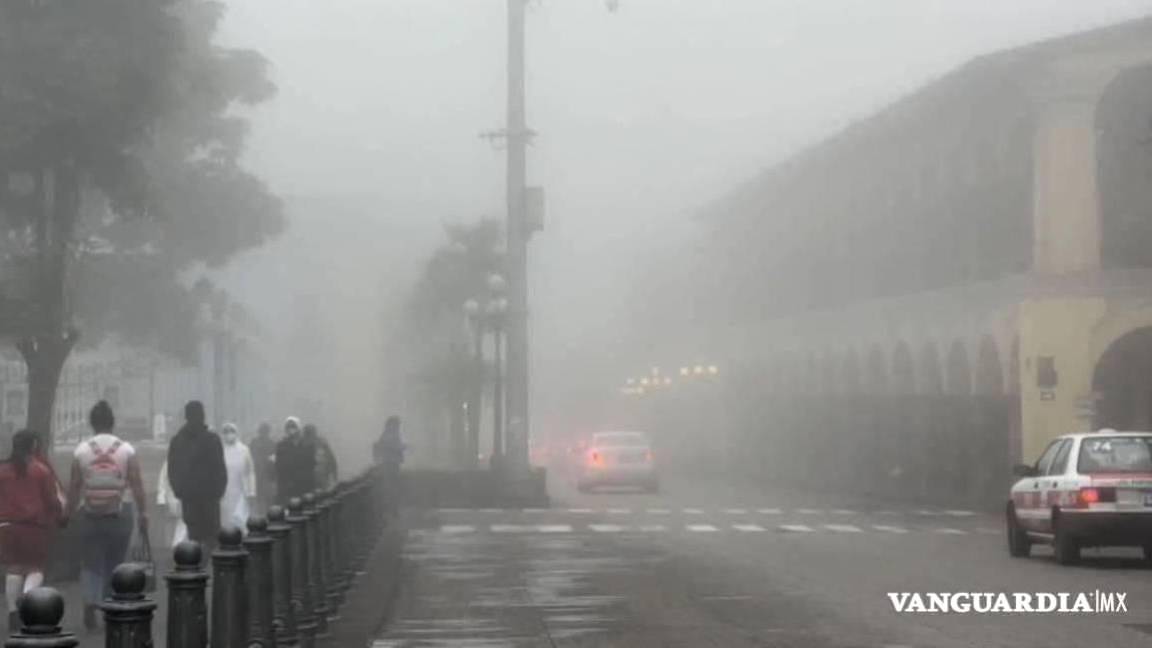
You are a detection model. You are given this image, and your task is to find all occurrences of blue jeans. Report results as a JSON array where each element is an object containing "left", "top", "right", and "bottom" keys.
[{"left": 77, "top": 503, "right": 134, "bottom": 606}]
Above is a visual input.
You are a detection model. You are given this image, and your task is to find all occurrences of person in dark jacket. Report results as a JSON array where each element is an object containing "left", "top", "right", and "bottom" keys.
[
  {"left": 303, "top": 424, "right": 338, "bottom": 490},
  {"left": 249, "top": 422, "right": 276, "bottom": 513},
  {"left": 275, "top": 417, "right": 315, "bottom": 505},
  {"left": 166, "top": 401, "right": 227, "bottom": 549}
]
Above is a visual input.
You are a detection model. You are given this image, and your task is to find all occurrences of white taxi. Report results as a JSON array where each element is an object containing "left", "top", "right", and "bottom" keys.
[{"left": 1007, "top": 430, "right": 1152, "bottom": 564}]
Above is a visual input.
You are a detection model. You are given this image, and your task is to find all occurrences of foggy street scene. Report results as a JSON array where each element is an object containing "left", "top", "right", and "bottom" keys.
[{"left": 8, "top": 0, "right": 1152, "bottom": 647}]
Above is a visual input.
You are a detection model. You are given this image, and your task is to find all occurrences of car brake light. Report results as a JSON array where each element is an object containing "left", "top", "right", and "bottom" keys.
[
  {"left": 589, "top": 451, "right": 602, "bottom": 466},
  {"left": 1077, "top": 487, "right": 1116, "bottom": 506},
  {"left": 645, "top": 450, "right": 653, "bottom": 462}
]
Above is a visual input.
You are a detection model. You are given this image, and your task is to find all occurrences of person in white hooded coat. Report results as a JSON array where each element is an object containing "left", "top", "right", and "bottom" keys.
[
  {"left": 156, "top": 460, "right": 187, "bottom": 548},
  {"left": 218, "top": 423, "right": 256, "bottom": 533}
]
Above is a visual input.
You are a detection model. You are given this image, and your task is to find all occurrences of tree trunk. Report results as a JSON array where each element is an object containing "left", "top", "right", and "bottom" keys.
[{"left": 18, "top": 334, "right": 74, "bottom": 448}]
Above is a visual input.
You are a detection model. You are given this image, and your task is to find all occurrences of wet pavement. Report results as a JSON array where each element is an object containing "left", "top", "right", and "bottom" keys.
[{"left": 375, "top": 474, "right": 1152, "bottom": 647}]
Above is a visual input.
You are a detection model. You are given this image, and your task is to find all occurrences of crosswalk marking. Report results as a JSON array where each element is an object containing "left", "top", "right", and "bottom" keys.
[
  {"left": 795, "top": 508, "right": 823, "bottom": 515},
  {"left": 440, "top": 525, "right": 475, "bottom": 534},
  {"left": 832, "top": 509, "right": 855, "bottom": 515},
  {"left": 823, "top": 524, "right": 862, "bottom": 533},
  {"left": 606, "top": 508, "right": 631, "bottom": 514},
  {"left": 914, "top": 510, "right": 938, "bottom": 516},
  {"left": 536, "top": 525, "right": 572, "bottom": 533},
  {"left": 722, "top": 508, "right": 748, "bottom": 514},
  {"left": 637, "top": 524, "right": 666, "bottom": 532},
  {"left": 732, "top": 524, "right": 766, "bottom": 532},
  {"left": 491, "top": 524, "right": 531, "bottom": 533},
  {"left": 589, "top": 524, "right": 624, "bottom": 533},
  {"left": 682, "top": 508, "right": 704, "bottom": 514},
  {"left": 934, "top": 528, "right": 967, "bottom": 535},
  {"left": 872, "top": 525, "right": 908, "bottom": 534},
  {"left": 479, "top": 508, "right": 503, "bottom": 514},
  {"left": 567, "top": 508, "right": 595, "bottom": 514},
  {"left": 646, "top": 508, "right": 671, "bottom": 514},
  {"left": 522, "top": 508, "right": 548, "bottom": 514},
  {"left": 687, "top": 524, "right": 719, "bottom": 532},
  {"left": 757, "top": 508, "right": 782, "bottom": 515},
  {"left": 779, "top": 524, "right": 814, "bottom": 533}
]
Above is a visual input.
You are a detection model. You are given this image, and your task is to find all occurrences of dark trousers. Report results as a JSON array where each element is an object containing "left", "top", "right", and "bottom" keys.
[{"left": 182, "top": 499, "right": 220, "bottom": 551}]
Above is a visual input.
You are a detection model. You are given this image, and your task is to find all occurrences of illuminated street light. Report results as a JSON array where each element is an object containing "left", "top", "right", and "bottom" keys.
[
  {"left": 640, "top": 377, "right": 650, "bottom": 386},
  {"left": 679, "top": 367, "right": 689, "bottom": 376},
  {"left": 708, "top": 365, "right": 719, "bottom": 375}
]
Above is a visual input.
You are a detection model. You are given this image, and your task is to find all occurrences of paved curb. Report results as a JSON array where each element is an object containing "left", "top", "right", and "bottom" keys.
[{"left": 320, "top": 518, "right": 407, "bottom": 648}]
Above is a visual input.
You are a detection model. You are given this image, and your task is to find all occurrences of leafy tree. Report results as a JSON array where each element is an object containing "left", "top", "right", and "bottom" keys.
[{"left": 0, "top": 0, "right": 283, "bottom": 445}]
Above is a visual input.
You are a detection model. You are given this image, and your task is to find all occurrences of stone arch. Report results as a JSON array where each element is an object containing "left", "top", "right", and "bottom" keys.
[
  {"left": 891, "top": 342, "right": 915, "bottom": 393},
  {"left": 1097, "top": 64, "right": 1152, "bottom": 270},
  {"left": 865, "top": 345, "right": 887, "bottom": 394},
  {"left": 945, "top": 340, "right": 972, "bottom": 395},
  {"left": 1092, "top": 326, "right": 1152, "bottom": 430},
  {"left": 974, "top": 335, "right": 1004, "bottom": 395},
  {"left": 840, "top": 349, "right": 861, "bottom": 394},
  {"left": 918, "top": 342, "right": 943, "bottom": 394}
]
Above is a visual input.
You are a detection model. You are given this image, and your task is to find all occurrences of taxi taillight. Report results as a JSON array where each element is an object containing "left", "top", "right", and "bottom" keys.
[{"left": 1077, "top": 487, "right": 1116, "bottom": 506}]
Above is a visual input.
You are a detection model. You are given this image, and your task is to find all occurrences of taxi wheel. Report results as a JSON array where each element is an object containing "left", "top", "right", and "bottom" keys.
[
  {"left": 1052, "top": 517, "right": 1080, "bottom": 566},
  {"left": 1006, "top": 505, "right": 1030, "bottom": 558}
]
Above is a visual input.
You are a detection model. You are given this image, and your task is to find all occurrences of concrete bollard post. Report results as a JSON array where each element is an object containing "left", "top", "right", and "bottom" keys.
[
  {"left": 4, "top": 588, "right": 78, "bottom": 648},
  {"left": 211, "top": 526, "right": 250, "bottom": 648},
  {"left": 302, "top": 493, "right": 330, "bottom": 636},
  {"left": 165, "top": 541, "right": 208, "bottom": 648},
  {"left": 287, "top": 498, "right": 317, "bottom": 648},
  {"left": 266, "top": 506, "right": 298, "bottom": 647},
  {"left": 244, "top": 517, "right": 276, "bottom": 648},
  {"left": 101, "top": 563, "right": 157, "bottom": 648}
]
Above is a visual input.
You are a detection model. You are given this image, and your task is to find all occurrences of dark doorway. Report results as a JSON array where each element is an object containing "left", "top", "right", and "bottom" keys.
[{"left": 1093, "top": 327, "right": 1152, "bottom": 430}]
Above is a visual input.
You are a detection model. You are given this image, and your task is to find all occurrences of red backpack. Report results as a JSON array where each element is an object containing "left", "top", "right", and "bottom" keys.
[{"left": 82, "top": 439, "right": 126, "bottom": 514}]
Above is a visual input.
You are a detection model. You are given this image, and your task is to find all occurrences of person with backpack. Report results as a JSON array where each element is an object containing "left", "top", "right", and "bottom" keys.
[
  {"left": 65, "top": 401, "right": 148, "bottom": 631},
  {"left": 166, "top": 401, "right": 227, "bottom": 549},
  {"left": 0, "top": 429, "right": 64, "bottom": 631}
]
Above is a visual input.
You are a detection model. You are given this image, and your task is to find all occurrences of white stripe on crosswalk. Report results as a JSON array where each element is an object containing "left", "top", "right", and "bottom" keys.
[
  {"left": 872, "top": 525, "right": 908, "bottom": 534},
  {"left": 732, "top": 524, "right": 766, "bottom": 532},
  {"left": 536, "top": 524, "right": 572, "bottom": 533},
  {"left": 687, "top": 524, "right": 719, "bottom": 532},
  {"left": 607, "top": 508, "right": 631, "bottom": 514},
  {"left": 832, "top": 509, "right": 855, "bottom": 515},
  {"left": 682, "top": 508, "right": 705, "bottom": 514},
  {"left": 795, "top": 508, "right": 823, "bottom": 515},
  {"left": 824, "top": 524, "right": 862, "bottom": 533},
  {"left": 522, "top": 508, "right": 548, "bottom": 514},
  {"left": 934, "top": 528, "right": 967, "bottom": 535},
  {"left": 914, "top": 510, "right": 939, "bottom": 516},
  {"left": 589, "top": 524, "right": 624, "bottom": 533},
  {"left": 757, "top": 508, "right": 782, "bottom": 515},
  {"left": 567, "top": 508, "right": 594, "bottom": 513},
  {"left": 722, "top": 508, "right": 748, "bottom": 514},
  {"left": 479, "top": 508, "right": 503, "bottom": 514},
  {"left": 491, "top": 524, "right": 530, "bottom": 533},
  {"left": 440, "top": 525, "right": 475, "bottom": 534},
  {"left": 779, "top": 524, "right": 815, "bottom": 533},
  {"left": 637, "top": 524, "right": 666, "bottom": 532},
  {"left": 647, "top": 508, "right": 671, "bottom": 514}
]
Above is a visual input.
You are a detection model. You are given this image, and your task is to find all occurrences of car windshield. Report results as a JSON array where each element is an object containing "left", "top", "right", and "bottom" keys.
[
  {"left": 1077, "top": 436, "right": 1152, "bottom": 474},
  {"left": 592, "top": 432, "right": 648, "bottom": 448}
]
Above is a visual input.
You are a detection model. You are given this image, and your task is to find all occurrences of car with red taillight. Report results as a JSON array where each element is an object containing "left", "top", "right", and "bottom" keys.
[
  {"left": 576, "top": 431, "right": 659, "bottom": 493},
  {"left": 1007, "top": 430, "right": 1152, "bottom": 564}
]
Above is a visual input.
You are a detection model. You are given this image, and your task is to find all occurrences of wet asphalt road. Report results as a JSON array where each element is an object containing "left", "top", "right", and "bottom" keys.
[{"left": 375, "top": 469, "right": 1152, "bottom": 647}]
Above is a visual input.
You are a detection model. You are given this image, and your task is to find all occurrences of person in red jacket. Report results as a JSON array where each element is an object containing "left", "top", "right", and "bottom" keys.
[{"left": 0, "top": 429, "right": 63, "bottom": 630}]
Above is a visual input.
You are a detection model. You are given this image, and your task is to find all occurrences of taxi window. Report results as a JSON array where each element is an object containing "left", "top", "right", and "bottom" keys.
[
  {"left": 1046, "top": 439, "right": 1073, "bottom": 476},
  {"left": 1077, "top": 436, "right": 1152, "bottom": 474},
  {"left": 1034, "top": 439, "right": 1064, "bottom": 475}
]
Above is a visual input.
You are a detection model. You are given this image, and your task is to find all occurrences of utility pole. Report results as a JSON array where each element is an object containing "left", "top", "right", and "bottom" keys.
[{"left": 504, "top": 0, "right": 531, "bottom": 475}]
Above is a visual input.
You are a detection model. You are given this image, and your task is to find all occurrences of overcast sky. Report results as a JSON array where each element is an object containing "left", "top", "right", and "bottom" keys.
[{"left": 213, "top": 0, "right": 1152, "bottom": 438}]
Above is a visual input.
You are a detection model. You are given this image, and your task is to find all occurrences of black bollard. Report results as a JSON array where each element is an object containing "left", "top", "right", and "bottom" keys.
[
  {"left": 211, "top": 526, "right": 250, "bottom": 648},
  {"left": 302, "top": 493, "right": 329, "bottom": 636},
  {"left": 244, "top": 517, "right": 276, "bottom": 648},
  {"left": 101, "top": 563, "right": 157, "bottom": 648},
  {"left": 287, "top": 498, "right": 317, "bottom": 648},
  {"left": 317, "top": 492, "right": 339, "bottom": 617},
  {"left": 166, "top": 541, "right": 208, "bottom": 648},
  {"left": 266, "top": 506, "right": 298, "bottom": 646},
  {"left": 4, "top": 588, "right": 77, "bottom": 648}
]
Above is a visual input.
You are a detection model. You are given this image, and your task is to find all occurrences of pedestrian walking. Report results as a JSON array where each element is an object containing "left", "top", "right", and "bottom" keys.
[
  {"left": 303, "top": 423, "right": 338, "bottom": 491},
  {"left": 274, "top": 417, "right": 315, "bottom": 505},
  {"left": 166, "top": 401, "right": 227, "bottom": 550},
  {"left": 219, "top": 423, "right": 256, "bottom": 533},
  {"left": 249, "top": 422, "right": 276, "bottom": 513},
  {"left": 0, "top": 430, "right": 64, "bottom": 630},
  {"left": 374, "top": 416, "right": 405, "bottom": 471},
  {"left": 65, "top": 401, "right": 148, "bottom": 630}
]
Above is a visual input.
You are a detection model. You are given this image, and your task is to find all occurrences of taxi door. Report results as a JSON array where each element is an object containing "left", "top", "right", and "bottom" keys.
[
  {"left": 1012, "top": 438, "right": 1064, "bottom": 531},
  {"left": 1037, "top": 438, "right": 1074, "bottom": 534}
]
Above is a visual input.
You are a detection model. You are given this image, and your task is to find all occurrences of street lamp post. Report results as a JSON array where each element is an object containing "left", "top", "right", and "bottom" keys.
[{"left": 463, "top": 299, "right": 483, "bottom": 469}]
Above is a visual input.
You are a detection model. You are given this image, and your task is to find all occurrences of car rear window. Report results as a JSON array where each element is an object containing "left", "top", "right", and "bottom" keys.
[
  {"left": 592, "top": 432, "right": 648, "bottom": 447},
  {"left": 1078, "top": 436, "right": 1152, "bottom": 474}
]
